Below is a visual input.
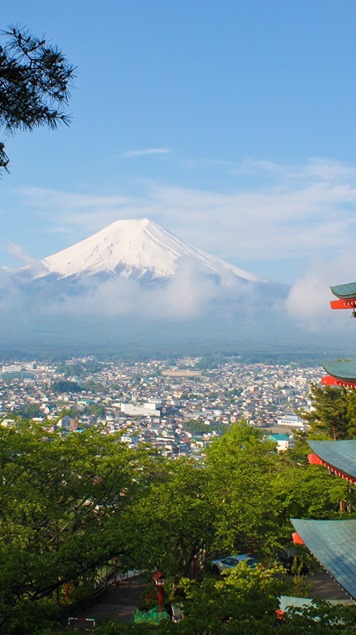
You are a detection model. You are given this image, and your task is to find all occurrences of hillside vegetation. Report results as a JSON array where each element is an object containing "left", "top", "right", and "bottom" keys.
[{"left": 1, "top": 397, "right": 356, "bottom": 633}]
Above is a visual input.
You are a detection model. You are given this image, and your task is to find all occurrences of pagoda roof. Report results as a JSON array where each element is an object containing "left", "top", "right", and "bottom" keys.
[
  {"left": 330, "top": 282, "right": 356, "bottom": 299},
  {"left": 308, "top": 440, "right": 356, "bottom": 481},
  {"left": 291, "top": 519, "right": 356, "bottom": 599},
  {"left": 322, "top": 360, "right": 356, "bottom": 382}
]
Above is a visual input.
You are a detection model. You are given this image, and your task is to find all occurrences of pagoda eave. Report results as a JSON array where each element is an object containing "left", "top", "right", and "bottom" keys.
[
  {"left": 322, "top": 375, "right": 356, "bottom": 388},
  {"left": 321, "top": 361, "right": 356, "bottom": 387},
  {"left": 330, "top": 298, "right": 356, "bottom": 310},
  {"left": 291, "top": 519, "right": 356, "bottom": 600},
  {"left": 307, "top": 453, "right": 356, "bottom": 485}
]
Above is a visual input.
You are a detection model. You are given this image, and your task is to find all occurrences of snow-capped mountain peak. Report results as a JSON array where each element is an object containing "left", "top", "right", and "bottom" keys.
[{"left": 35, "top": 218, "right": 265, "bottom": 283}]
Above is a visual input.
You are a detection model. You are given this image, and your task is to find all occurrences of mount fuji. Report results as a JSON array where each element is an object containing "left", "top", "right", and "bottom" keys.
[
  {"left": 26, "top": 218, "right": 267, "bottom": 285},
  {"left": 0, "top": 219, "right": 301, "bottom": 356}
]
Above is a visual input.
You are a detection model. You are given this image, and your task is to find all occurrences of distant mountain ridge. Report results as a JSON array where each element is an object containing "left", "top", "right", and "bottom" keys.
[
  {"left": 0, "top": 220, "right": 350, "bottom": 358},
  {"left": 27, "top": 218, "right": 267, "bottom": 285},
  {"left": 0, "top": 217, "right": 299, "bottom": 355}
]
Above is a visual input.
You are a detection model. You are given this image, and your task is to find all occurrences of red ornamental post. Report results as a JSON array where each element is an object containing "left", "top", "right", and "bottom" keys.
[
  {"left": 152, "top": 571, "right": 165, "bottom": 613},
  {"left": 158, "top": 585, "right": 163, "bottom": 612}
]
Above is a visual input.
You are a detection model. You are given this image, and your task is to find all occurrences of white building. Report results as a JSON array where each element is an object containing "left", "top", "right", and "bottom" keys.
[
  {"left": 276, "top": 413, "right": 308, "bottom": 430},
  {"left": 120, "top": 402, "right": 161, "bottom": 417}
]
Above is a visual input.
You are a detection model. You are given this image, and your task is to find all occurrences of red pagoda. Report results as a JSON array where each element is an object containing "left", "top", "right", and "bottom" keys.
[
  {"left": 291, "top": 282, "right": 356, "bottom": 600},
  {"left": 321, "top": 282, "right": 356, "bottom": 387}
]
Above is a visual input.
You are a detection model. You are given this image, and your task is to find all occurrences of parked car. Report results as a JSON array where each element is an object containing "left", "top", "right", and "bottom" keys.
[{"left": 211, "top": 553, "right": 258, "bottom": 574}]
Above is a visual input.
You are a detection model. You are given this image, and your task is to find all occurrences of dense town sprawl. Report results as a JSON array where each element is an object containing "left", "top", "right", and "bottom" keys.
[{"left": 0, "top": 357, "right": 323, "bottom": 457}]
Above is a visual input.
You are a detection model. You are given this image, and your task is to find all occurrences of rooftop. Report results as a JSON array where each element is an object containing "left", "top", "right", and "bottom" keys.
[
  {"left": 330, "top": 281, "right": 356, "bottom": 299},
  {"left": 322, "top": 360, "right": 356, "bottom": 382},
  {"left": 308, "top": 439, "right": 356, "bottom": 481},
  {"left": 291, "top": 519, "right": 356, "bottom": 600}
]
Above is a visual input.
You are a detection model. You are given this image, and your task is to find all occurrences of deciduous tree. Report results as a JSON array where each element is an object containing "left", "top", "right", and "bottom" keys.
[
  {"left": 204, "top": 423, "right": 280, "bottom": 554},
  {"left": 0, "top": 422, "right": 144, "bottom": 633},
  {"left": 120, "top": 458, "right": 213, "bottom": 580}
]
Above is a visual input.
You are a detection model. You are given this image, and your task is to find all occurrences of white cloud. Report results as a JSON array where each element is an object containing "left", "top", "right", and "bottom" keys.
[
  {"left": 43, "top": 277, "right": 139, "bottom": 317},
  {"left": 39, "top": 262, "right": 229, "bottom": 320},
  {"left": 144, "top": 258, "right": 221, "bottom": 319},
  {"left": 0, "top": 252, "right": 283, "bottom": 324},
  {"left": 285, "top": 251, "right": 356, "bottom": 331},
  {"left": 7, "top": 242, "right": 36, "bottom": 265},
  {"left": 123, "top": 147, "right": 173, "bottom": 158},
  {"left": 18, "top": 157, "right": 356, "bottom": 284}
]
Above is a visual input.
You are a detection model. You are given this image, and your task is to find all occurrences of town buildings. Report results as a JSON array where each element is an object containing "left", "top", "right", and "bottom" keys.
[{"left": 0, "top": 357, "right": 322, "bottom": 456}]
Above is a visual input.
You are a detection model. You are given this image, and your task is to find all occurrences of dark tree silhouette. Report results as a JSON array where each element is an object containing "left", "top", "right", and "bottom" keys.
[{"left": 0, "top": 25, "right": 75, "bottom": 173}]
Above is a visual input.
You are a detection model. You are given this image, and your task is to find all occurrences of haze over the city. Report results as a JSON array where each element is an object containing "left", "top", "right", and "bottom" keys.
[{"left": 1, "top": 1, "right": 356, "bottom": 353}]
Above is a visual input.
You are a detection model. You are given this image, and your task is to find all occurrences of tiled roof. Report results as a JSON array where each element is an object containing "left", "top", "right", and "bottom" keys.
[
  {"left": 322, "top": 360, "right": 356, "bottom": 382},
  {"left": 330, "top": 282, "right": 356, "bottom": 299},
  {"left": 308, "top": 440, "right": 356, "bottom": 481},
  {"left": 291, "top": 519, "right": 356, "bottom": 599}
]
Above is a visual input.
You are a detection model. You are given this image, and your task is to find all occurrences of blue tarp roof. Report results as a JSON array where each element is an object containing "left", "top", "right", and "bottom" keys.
[
  {"left": 291, "top": 519, "right": 356, "bottom": 599},
  {"left": 308, "top": 440, "right": 356, "bottom": 480}
]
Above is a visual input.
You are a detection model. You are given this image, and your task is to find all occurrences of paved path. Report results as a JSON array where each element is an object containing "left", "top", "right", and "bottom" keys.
[
  {"left": 73, "top": 575, "right": 148, "bottom": 625},
  {"left": 70, "top": 569, "right": 352, "bottom": 627},
  {"left": 309, "top": 571, "right": 351, "bottom": 600}
]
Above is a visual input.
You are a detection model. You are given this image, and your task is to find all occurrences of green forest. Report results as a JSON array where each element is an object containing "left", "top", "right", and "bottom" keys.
[{"left": 2, "top": 385, "right": 356, "bottom": 634}]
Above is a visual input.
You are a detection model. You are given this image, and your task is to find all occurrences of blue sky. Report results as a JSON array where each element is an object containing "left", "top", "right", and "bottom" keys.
[{"left": 2, "top": 0, "right": 356, "bottom": 291}]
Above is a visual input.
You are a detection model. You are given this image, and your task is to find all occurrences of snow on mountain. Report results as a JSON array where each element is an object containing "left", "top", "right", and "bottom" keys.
[
  {"left": 35, "top": 218, "right": 266, "bottom": 284},
  {"left": 1, "top": 218, "right": 294, "bottom": 353}
]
